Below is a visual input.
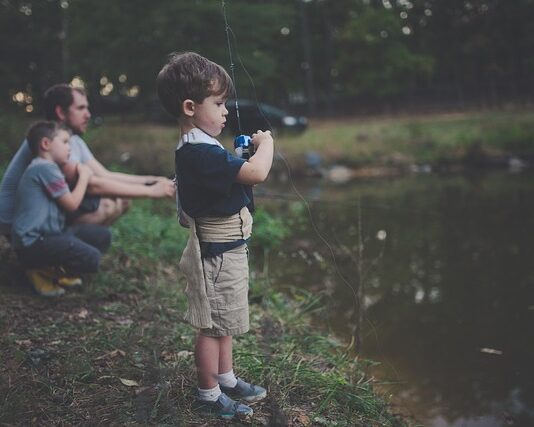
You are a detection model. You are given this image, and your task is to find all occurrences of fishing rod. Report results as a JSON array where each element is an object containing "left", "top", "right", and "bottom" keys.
[{"left": 219, "top": 0, "right": 362, "bottom": 328}]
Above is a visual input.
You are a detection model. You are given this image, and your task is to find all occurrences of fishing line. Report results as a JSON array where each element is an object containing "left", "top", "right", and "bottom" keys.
[
  {"left": 221, "top": 0, "right": 242, "bottom": 134},
  {"left": 220, "top": 4, "right": 420, "bottom": 397},
  {"left": 220, "top": 0, "right": 361, "bottom": 321}
]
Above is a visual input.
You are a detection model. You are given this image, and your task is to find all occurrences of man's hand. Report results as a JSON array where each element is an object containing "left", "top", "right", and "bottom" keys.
[
  {"left": 148, "top": 179, "right": 176, "bottom": 199},
  {"left": 251, "top": 130, "right": 273, "bottom": 150},
  {"left": 145, "top": 175, "right": 170, "bottom": 185}
]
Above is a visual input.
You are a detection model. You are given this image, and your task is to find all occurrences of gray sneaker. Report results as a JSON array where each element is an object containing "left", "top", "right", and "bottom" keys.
[
  {"left": 220, "top": 378, "right": 267, "bottom": 402},
  {"left": 193, "top": 392, "right": 253, "bottom": 420}
]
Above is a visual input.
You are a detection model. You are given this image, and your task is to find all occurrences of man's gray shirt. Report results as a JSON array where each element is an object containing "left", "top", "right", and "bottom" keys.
[
  {"left": 11, "top": 158, "right": 70, "bottom": 248},
  {"left": 0, "top": 135, "right": 94, "bottom": 234}
]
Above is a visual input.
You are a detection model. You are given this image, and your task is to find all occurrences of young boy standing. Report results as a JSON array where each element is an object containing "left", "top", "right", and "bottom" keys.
[
  {"left": 157, "top": 52, "right": 274, "bottom": 419},
  {"left": 12, "top": 121, "right": 111, "bottom": 296}
]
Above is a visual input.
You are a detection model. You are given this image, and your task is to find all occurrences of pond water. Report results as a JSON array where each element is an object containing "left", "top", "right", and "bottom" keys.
[{"left": 260, "top": 171, "right": 534, "bottom": 426}]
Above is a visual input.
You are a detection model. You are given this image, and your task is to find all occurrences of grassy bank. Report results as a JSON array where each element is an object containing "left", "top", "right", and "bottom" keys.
[
  {"left": 276, "top": 110, "right": 534, "bottom": 169},
  {"left": 0, "top": 200, "right": 403, "bottom": 426},
  {"left": 82, "top": 110, "right": 534, "bottom": 175},
  {"left": 3, "top": 110, "right": 534, "bottom": 175}
]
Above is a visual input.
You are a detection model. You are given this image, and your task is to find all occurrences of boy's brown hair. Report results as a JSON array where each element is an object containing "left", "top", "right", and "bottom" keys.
[
  {"left": 156, "top": 52, "right": 234, "bottom": 118},
  {"left": 27, "top": 121, "right": 70, "bottom": 157}
]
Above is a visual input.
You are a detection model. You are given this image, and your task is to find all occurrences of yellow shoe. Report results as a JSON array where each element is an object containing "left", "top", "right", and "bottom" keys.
[
  {"left": 57, "top": 276, "right": 82, "bottom": 287},
  {"left": 26, "top": 269, "right": 65, "bottom": 297},
  {"left": 56, "top": 267, "right": 82, "bottom": 287}
]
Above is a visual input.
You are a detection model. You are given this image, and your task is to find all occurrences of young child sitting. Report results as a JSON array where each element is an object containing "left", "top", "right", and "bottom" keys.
[
  {"left": 11, "top": 121, "right": 111, "bottom": 296},
  {"left": 157, "top": 52, "right": 274, "bottom": 419}
]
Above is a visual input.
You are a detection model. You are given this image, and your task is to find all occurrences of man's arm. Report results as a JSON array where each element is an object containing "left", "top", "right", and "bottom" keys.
[
  {"left": 236, "top": 130, "right": 274, "bottom": 185},
  {"left": 86, "top": 157, "right": 165, "bottom": 185},
  {"left": 87, "top": 174, "right": 175, "bottom": 199}
]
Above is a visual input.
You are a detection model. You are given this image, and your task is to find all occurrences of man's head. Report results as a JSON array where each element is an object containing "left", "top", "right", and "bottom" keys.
[
  {"left": 44, "top": 84, "right": 91, "bottom": 135},
  {"left": 156, "top": 52, "right": 234, "bottom": 120},
  {"left": 27, "top": 121, "right": 71, "bottom": 165}
]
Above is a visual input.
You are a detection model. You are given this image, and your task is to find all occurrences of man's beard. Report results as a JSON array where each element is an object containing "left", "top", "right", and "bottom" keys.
[{"left": 66, "top": 122, "right": 85, "bottom": 136}]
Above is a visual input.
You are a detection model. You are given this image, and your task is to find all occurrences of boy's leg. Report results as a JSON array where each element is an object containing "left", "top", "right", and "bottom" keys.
[
  {"left": 218, "top": 336, "right": 233, "bottom": 376},
  {"left": 194, "top": 333, "right": 253, "bottom": 419},
  {"left": 218, "top": 335, "right": 267, "bottom": 402},
  {"left": 195, "top": 334, "right": 220, "bottom": 389},
  {"left": 67, "top": 223, "right": 112, "bottom": 254},
  {"left": 17, "top": 233, "right": 104, "bottom": 275},
  {"left": 16, "top": 233, "right": 100, "bottom": 295}
]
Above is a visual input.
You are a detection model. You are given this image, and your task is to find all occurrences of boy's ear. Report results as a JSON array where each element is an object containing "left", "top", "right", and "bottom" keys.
[
  {"left": 182, "top": 99, "right": 195, "bottom": 117},
  {"left": 40, "top": 137, "right": 52, "bottom": 152},
  {"left": 55, "top": 105, "right": 67, "bottom": 121}
]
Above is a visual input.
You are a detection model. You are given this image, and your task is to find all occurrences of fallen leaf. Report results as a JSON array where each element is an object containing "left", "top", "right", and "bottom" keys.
[
  {"left": 115, "top": 317, "right": 133, "bottom": 326},
  {"left": 177, "top": 350, "right": 194, "bottom": 358},
  {"left": 296, "top": 414, "right": 311, "bottom": 426},
  {"left": 77, "top": 308, "right": 89, "bottom": 319},
  {"left": 109, "top": 349, "right": 126, "bottom": 358},
  {"left": 15, "top": 339, "right": 32, "bottom": 347},
  {"left": 480, "top": 347, "right": 503, "bottom": 355},
  {"left": 95, "top": 349, "right": 126, "bottom": 361},
  {"left": 119, "top": 378, "right": 139, "bottom": 387}
]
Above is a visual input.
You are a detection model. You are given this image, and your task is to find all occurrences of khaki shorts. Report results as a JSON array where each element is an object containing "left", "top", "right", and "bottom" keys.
[{"left": 200, "top": 244, "right": 249, "bottom": 337}]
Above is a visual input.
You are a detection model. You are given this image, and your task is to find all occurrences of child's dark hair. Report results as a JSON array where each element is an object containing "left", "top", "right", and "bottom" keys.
[
  {"left": 44, "top": 84, "right": 87, "bottom": 121},
  {"left": 156, "top": 52, "right": 234, "bottom": 118},
  {"left": 27, "top": 121, "right": 70, "bottom": 156}
]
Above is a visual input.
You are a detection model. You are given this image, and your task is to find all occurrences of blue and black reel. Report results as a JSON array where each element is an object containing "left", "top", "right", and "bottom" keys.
[{"left": 234, "top": 134, "right": 254, "bottom": 160}]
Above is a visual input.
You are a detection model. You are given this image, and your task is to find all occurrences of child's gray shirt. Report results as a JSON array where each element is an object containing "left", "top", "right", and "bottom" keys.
[
  {"left": 11, "top": 158, "right": 70, "bottom": 248},
  {"left": 0, "top": 135, "right": 93, "bottom": 235}
]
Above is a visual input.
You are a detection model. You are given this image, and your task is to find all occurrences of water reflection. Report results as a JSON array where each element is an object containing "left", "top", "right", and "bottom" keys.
[{"left": 261, "top": 172, "right": 534, "bottom": 426}]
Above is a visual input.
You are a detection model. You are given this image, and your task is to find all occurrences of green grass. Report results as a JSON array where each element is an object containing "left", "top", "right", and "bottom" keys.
[
  {"left": 275, "top": 110, "right": 534, "bottom": 167},
  {"left": 0, "top": 201, "right": 404, "bottom": 426},
  {"left": 3, "top": 110, "right": 534, "bottom": 175}
]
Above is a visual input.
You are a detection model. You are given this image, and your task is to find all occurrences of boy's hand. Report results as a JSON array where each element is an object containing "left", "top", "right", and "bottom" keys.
[
  {"left": 77, "top": 163, "right": 93, "bottom": 180},
  {"left": 149, "top": 179, "right": 176, "bottom": 199},
  {"left": 251, "top": 130, "right": 273, "bottom": 149}
]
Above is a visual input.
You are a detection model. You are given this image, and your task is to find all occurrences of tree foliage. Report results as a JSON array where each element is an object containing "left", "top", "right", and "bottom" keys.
[{"left": 1, "top": 0, "right": 533, "bottom": 115}]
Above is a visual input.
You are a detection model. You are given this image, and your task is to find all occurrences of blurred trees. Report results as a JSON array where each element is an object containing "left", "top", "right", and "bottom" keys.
[{"left": 1, "top": 0, "right": 533, "bottom": 117}]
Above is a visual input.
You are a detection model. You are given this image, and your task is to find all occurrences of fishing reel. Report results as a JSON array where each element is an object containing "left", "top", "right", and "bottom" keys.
[{"left": 234, "top": 134, "right": 254, "bottom": 160}]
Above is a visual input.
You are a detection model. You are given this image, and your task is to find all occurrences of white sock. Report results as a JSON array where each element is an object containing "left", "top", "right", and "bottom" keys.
[
  {"left": 218, "top": 369, "right": 238, "bottom": 388},
  {"left": 197, "top": 384, "right": 221, "bottom": 402}
]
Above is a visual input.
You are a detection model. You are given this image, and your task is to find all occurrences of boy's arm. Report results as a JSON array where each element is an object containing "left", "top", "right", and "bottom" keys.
[
  {"left": 86, "top": 174, "right": 175, "bottom": 199},
  {"left": 56, "top": 163, "right": 92, "bottom": 212},
  {"left": 85, "top": 157, "right": 167, "bottom": 185},
  {"left": 236, "top": 130, "right": 274, "bottom": 185}
]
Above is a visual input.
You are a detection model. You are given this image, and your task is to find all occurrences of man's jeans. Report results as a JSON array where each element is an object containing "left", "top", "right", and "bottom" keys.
[{"left": 16, "top": 224, "right": 111, "bottom": 274}]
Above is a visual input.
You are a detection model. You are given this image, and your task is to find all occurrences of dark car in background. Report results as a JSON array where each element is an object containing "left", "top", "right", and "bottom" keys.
[{"left": 225, "top": 99, "right": 308, "bottom": 136}]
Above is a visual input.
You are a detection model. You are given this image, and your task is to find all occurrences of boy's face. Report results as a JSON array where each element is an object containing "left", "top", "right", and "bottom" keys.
[
  {"left": 48, "top": 129, "right": 71, "bottom": 165},
  {"left": 193, "top": 92, "right": 228, "bottom": 137}
]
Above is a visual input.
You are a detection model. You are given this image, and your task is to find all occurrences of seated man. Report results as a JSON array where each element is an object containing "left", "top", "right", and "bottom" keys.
[{"left": 0, "top": 84, "right": 175, "bottom": 236}]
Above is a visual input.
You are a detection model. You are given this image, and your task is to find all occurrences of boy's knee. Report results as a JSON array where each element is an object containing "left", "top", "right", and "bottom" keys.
[
  {"left": 96, "top": 227, "right": 112, "bottom": 253},
  {"left": 83, "top": 246, "right": 102, "bottom": 273}
]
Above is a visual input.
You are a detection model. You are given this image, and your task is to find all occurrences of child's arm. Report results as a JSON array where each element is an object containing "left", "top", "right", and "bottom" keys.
[
  {"left": 56, "top": 163, "right": 92, "bottom": 212},
  {"left": 236, "top": 130, "right": 274, "bottom": 185}
]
